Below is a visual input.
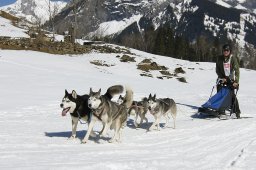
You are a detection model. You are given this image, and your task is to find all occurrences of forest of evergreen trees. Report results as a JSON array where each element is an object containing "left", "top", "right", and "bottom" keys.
[{"left": 111, "top": 24, "right": 256, "bottom": 69}]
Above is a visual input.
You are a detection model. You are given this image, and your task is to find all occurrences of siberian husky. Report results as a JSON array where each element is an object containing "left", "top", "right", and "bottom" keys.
[
  {"left": 83, "top": 85, "right": 133, "bottom": 143},
  {"left": 60, "top": 85, "right": 124, "bottom": 141},
  {"left": 117, "top": 95, "right": 148, "bottom": 128},
  {"left": 60, "top": 90, "right": 92, "bottom": 139},
  {"left": 147, "top": 94, "right": 177, "bottom": 131}
]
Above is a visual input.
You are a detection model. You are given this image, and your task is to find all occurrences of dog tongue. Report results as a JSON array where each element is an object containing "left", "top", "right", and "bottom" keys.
[{"left": 61, "top": 108, "right": 69, "bottom": 116}]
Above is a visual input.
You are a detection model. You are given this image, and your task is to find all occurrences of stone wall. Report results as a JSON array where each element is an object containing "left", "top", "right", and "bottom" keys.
[{"left": 0, "top": 37, "right": 132, "bottom": 55}]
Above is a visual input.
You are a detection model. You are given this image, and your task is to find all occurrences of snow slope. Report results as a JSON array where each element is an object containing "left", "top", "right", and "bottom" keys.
[
  {"left": 0, "top": 14, "right": 256, "bottom": 170},
  {"left": 0, "top": 48, "right": 256, "bottom": 170},
  {"left": 0, "top": 16, "right": 29, "bottom": 38}
]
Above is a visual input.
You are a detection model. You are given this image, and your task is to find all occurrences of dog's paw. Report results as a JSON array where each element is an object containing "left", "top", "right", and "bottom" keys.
[
  {"left": 108, "top": 138, "right": 116, "bottom": 143},
  {"left": 81, "top": 139, "right": 88, "bottom": 144},
  {"left": 68, "top": 135, "right": 76, "bottom": 140},
  {"left": 156, "top": 126, "right": 161, "bottom": 131}
]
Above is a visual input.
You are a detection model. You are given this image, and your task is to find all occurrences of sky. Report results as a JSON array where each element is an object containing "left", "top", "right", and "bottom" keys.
[
  {"left": 0, "top": 0, "right": 16, "bottom": 7},
  {"left": 0, "top": 0, "right": 69, "bottom": 7},
  {"left": 1, "top": 14, "right": 256, "bottom": 169}
]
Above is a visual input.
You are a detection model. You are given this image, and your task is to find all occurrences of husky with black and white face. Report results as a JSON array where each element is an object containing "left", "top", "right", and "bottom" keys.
[
  {"left": 60, "top": 90, "right": 77, "bottom": 117},
  {"left": 147, "top": 94, "right": 177, "bottom": 131},
  {"left": 60, "top": 90, "right": 93, "bottom": 140}
]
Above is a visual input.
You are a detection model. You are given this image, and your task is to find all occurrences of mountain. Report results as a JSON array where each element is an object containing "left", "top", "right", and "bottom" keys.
[
  {"left": 210, "top": 0, "right": 256, "bottom": 13},
  {"left": 49, "top": 0, "right": 256, "bottom": 68},
  {"left": 51, "top": 0, "right": 256, "bottom": 43},
  {"left": 1, "top": 0, "right": 256, "bottom": 68},
  {"left": 0, "top": 0, "right": 68, "bottom": 23}
]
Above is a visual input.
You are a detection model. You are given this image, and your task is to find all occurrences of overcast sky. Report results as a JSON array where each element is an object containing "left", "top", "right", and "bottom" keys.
[{"left": 0, "top": 0, "right": 16, "bottom": 7}]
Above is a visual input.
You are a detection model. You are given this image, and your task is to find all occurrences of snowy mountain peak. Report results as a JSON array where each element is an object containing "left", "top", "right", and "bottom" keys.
[
  {"left": 0, "top": 0, "right": 68, "bottom": 24},
  {"left": 211, "top": 0, "right": 256, "bottom": 13}
]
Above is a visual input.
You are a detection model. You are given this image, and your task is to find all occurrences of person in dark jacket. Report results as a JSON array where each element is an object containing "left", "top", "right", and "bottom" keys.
[{"left": 216, "top": 44, "right": 241, "bottom": 118}]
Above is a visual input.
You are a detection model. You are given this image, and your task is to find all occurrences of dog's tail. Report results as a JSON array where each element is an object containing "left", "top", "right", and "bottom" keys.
[
  {"left": 123, "top": 85, "right": 133, "bottom": 108},
  {"left": 104, "top": 85, "right": 124, "bottom": 100},
  {"left": 128, "top": 105, "right": 137, "bottom": 116}
]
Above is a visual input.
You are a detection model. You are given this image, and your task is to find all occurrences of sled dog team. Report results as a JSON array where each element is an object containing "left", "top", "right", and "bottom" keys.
[{"left": 60, "top": 85, "right": 177, "bottom": 143}]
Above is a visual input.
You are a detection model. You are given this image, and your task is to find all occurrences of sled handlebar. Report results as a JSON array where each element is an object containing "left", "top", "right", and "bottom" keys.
[
  {"left": 216, "top": 78, "right": 225, "bottom": 85},
  {"left": 217, "top": 78, "right": 239, "bottom": 90}
]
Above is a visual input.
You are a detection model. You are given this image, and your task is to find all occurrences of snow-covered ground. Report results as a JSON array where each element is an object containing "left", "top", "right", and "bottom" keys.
[
  {"left": 0, "top": 16, "right": 29, "bottom": 38},
  {"left": 0, "top": 15, "right": 256, "bottom": 170},
  {"left": 0, "top": 48, "right": 256, "bottom": 170}
]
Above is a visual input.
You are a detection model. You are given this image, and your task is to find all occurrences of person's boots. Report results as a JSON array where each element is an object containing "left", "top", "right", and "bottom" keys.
[{"left": 236, "top": 111, "right": 241, "bottom": 119}]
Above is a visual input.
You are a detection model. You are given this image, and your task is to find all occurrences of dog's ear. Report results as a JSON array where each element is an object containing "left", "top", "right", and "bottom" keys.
[
  {"left": 65, "top": 89, "right": 68, "bottom": 95},
  {"left": 89, "top": 88, "right": 92, "bottom": 95},
  {"left": 97, "top": 88, "right": 101, "bottom": 95},
  {"left": 149, "top": 93, "right": 152, "bottom": 98},
  {"left": 72, "top": 90, "right": 77, "bottom": 99},
  {"left": 153, "top": 94, "right": 156, "bottom": 100}
]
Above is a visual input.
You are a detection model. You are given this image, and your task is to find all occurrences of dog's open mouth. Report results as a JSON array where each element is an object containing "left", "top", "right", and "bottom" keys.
[{"left": 61, "top": 107, "right": 70, "bottom": 116}]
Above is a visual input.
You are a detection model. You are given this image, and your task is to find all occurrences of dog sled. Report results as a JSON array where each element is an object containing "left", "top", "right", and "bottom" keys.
[{"left": 198, "top": 78, "right": 238, "bottom": 119}]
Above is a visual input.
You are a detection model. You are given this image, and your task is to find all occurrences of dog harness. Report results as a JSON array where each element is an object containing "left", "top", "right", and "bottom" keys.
[
  {"left": 91, "top": 98, "right": 105, "bottom": 121},
  {"left": 91, "top": 96, "right": 126, "bottom": 121},
  {"left": 71, "top": 105, "right": 91, "bottom": 124}
]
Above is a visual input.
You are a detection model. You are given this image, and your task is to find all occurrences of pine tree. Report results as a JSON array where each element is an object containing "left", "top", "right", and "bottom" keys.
[
  {"left": 164, "top": 26, "right": 175, "bottom": 57},
  {"left": 153, "top": 27, "right": 166, "bottom": 55},
  {"left": 144, "top": 25, "right": 156, "bottom": 53}
]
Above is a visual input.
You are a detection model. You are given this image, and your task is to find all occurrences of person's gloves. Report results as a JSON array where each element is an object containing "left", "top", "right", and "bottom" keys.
[{"left": 233, "top": 82, "right": 239, "bottom": 89}]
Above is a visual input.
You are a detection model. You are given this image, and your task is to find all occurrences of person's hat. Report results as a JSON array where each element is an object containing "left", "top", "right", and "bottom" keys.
[{"left": 222, "top": 44, "right": 231, "bottom": 52}]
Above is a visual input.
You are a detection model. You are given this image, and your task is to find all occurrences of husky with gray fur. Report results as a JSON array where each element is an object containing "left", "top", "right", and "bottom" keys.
[
  {"left": 147, "top": 94, "right": 177, "bottom": 131},
  {"left": 117, "top": 96, "right": 148, "bottom": 128},
  {"left": 83, "top": 85, "right": 133, "bottom": 143},
  {"left": 60, "top": 85, "right": 124, "bottom": 141}
]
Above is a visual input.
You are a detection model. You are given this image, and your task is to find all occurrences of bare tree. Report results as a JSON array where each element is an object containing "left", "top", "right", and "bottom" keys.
[
  {"left": 71, "top": 0, "right": 79, "bottom": 43},
  {"left": 44, "top": 0, "right": 61, "bottom": 41},
  {"left": 29, "top": 14, "right": 44, "bottom": 38}
]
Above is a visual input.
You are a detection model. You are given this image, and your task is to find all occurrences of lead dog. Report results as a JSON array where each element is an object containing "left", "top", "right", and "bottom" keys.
[
  {"left": 117, "top": 95, "right": 148, "bottom": 128},
  {"left": 60, "top": 90, "right": 93, "bottom": 139},
  {"left": 147, "top": 94, "right": 177, "bottom": 131},
  {"left": 60, "top": 85, "right": 124, "bottom": 140},
  {"left": 83, "top": 85, "right": 133, "bottom": 143}
]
